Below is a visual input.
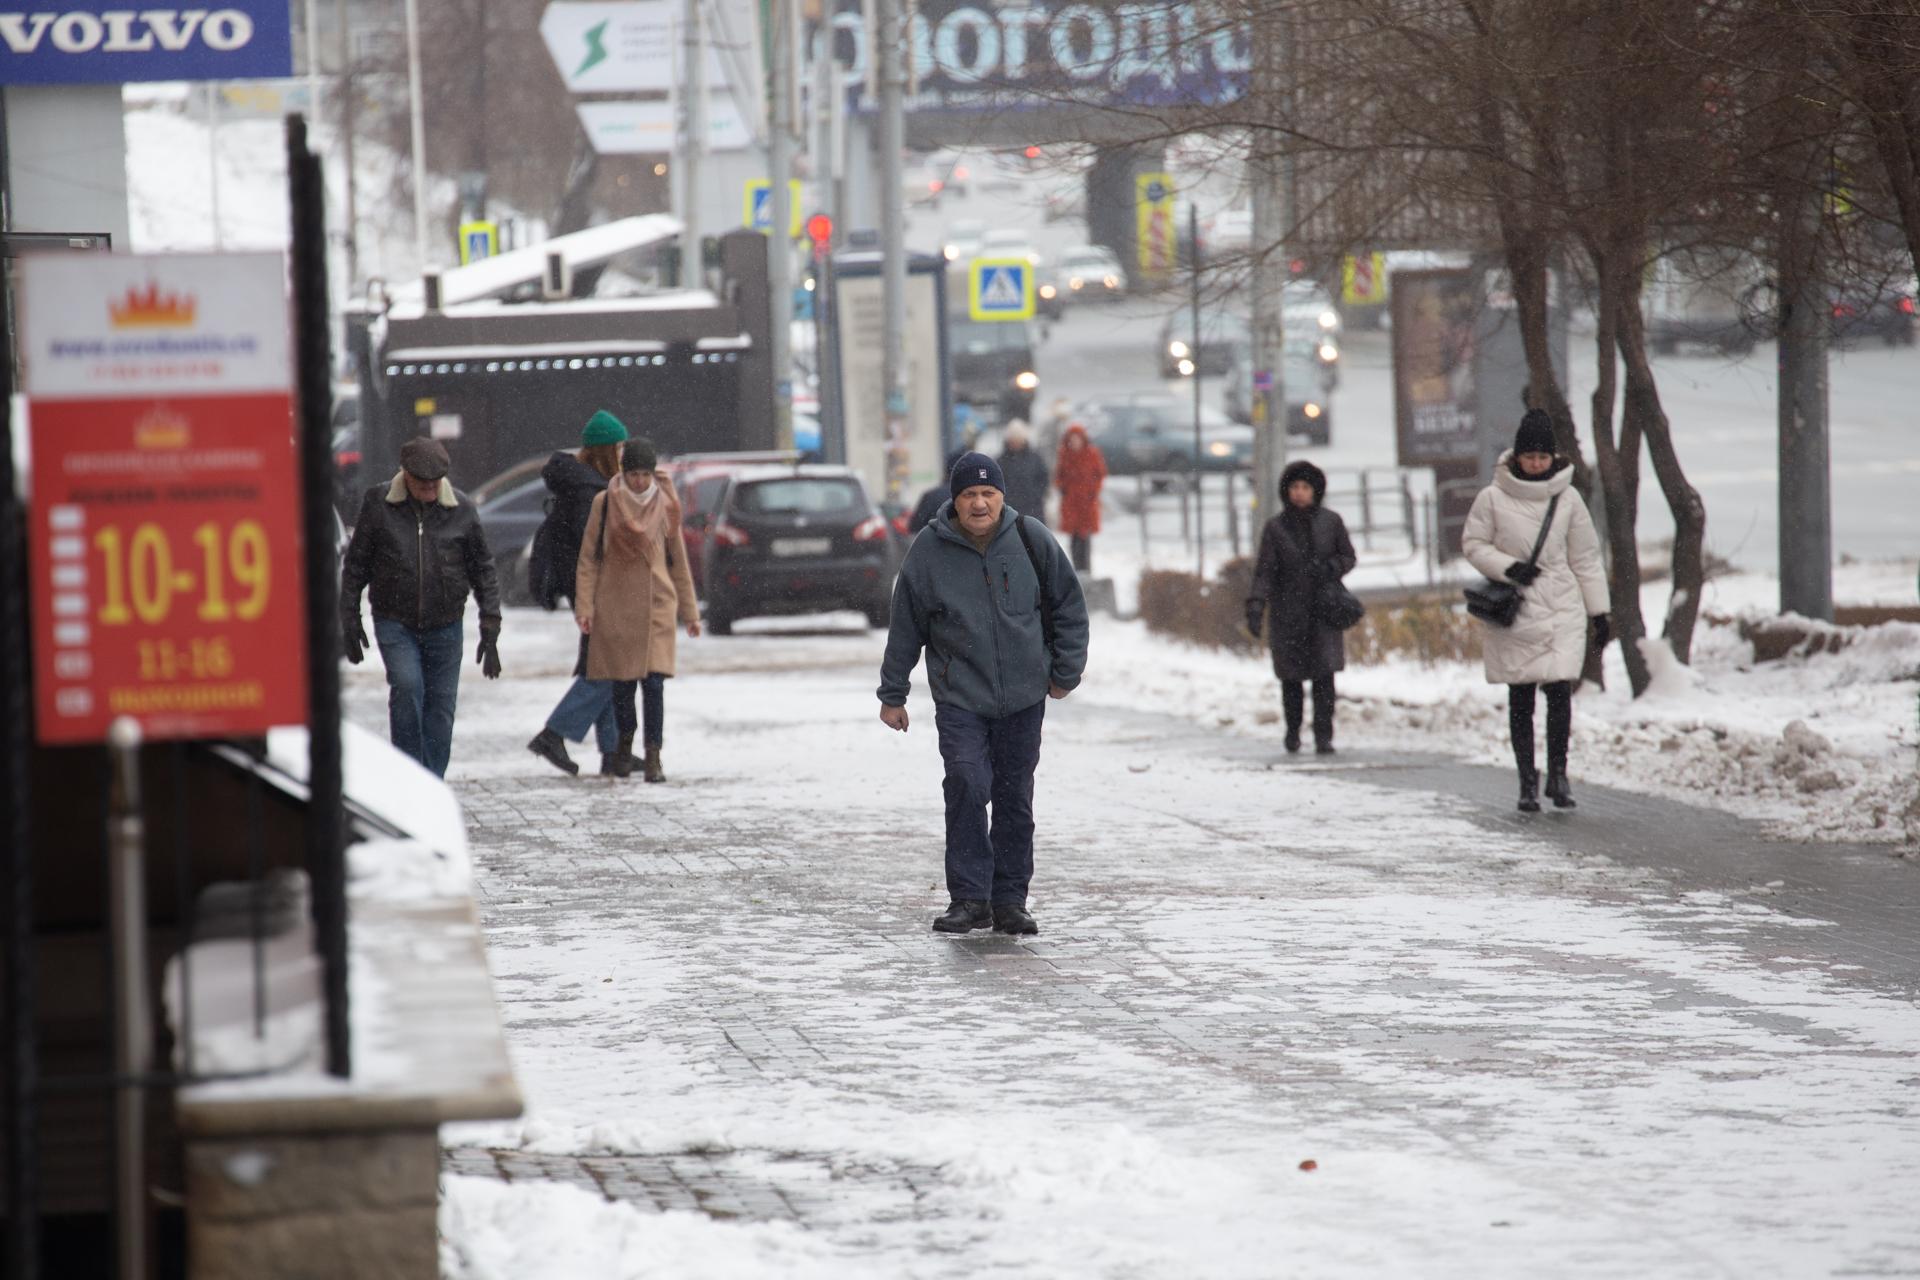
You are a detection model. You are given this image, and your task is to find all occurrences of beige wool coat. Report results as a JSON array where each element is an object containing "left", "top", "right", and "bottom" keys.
[
  {"left": 1462, "top": 454, "right": 1609, "bottom": 685},
  {"left": 574, "top": 479, "right": 699, "bottom": 680}
]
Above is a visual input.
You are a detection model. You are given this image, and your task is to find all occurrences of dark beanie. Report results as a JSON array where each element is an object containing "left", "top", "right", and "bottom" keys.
[
  {"left": 949, "top": 451, "right": 1005, "bottom": 498},
  {"left": 1514, "top": 409, "right": 1556, "bottom": 456}
]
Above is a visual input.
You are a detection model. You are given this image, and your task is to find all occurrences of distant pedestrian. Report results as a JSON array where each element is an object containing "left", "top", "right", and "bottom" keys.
[
  {"left": 340, "top": 437, "right": 502, "bottom": 778},
  {"left": 997, "top": 419, "right": 1051, "bottom": 525},
  {"left": 1052, "top": 422, "right": 1107, "bottom": 574},
  {"left": 1462, "top": 410, "right": 1610, "bottom": 813},
  {"left": 528, "top": 438, "right": 701, "bottom": 779},
  {"left": 1246, "top": 460, "right": 1357, "bottom": 755},
  {"left": 877, "top": 452, "right": 1089, "bottom": 936},
  {"left": 909, "top": 446, "right": 969, "bottom": 534}
]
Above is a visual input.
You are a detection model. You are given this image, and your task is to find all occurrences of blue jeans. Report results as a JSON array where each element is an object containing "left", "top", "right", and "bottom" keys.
[
  {"left": 373, "top": 617, "right": 463, "bottom": 777},
  {"left": 934, "top": 698, "right": 1046, "bottom": 905},
  {"left": 545, "top": 677, "right": 621, "bottom": 754}
]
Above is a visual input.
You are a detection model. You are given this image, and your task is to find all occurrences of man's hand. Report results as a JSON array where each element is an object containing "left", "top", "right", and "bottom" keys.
[
  {"left": 341, "top": 610, "right": 368, "bottom": 664},
  {"left": 1048, "top": 683, "right": 1071, "bottom": 700},
  {"left": 476, "top": 623, "right": 502, "bottom": 679},
  {"left": 879, "top": 703, "right": 910, "bottom": 732}
]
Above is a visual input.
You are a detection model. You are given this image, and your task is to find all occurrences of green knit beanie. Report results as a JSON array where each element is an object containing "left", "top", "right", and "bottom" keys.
[{"left": 581, "top": 410, "right": 629, "bottom": 447}]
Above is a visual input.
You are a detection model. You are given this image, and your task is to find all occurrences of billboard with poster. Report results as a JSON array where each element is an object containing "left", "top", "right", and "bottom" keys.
[{"left": 1390, "top": 268, "right": 1480, "bottom": 468}]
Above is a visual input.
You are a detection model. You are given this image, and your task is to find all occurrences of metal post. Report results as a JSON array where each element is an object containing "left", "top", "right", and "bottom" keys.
[
  {"left": 206, "top": 83, "right": 223, "bottom": 250},
  {"left": 304, "top": 0, "right": 322, "bottom": 120},
  {"left": 1778, "top": 174, "right": 1832, "bottom": 621},
  {"left": 1359, "top": 469, "right": 1373, "bottom": 551},
  {"left": 1248, "top": 5, "right": 1288, "bottom": 533},
  {"left": 288, "top": 117, "right": 350, "bottom": 1077},
  {"left": 1189, "top": 202, "right": 1204, "bottom": 578},
  {"left": 1422, "top": 493, "right": 1434, "bottom": 585},
  {"left": 402, "top": 0, "right": 429, "bottom": 267},
  {"left": 1227, "top": 471, "right": 1241, "bottom": 559},
  {"left": 1137, "top": 472, "right": 1148, "bottom": 556},
  {"left": 876, "top": 0, "right": 909, "bottom": 503},
  {"left": 1400, "top": 471, "right": 1415, "bottom": 542},
  {"left": 768, "top": 0, "right": 795, "bottom": 450},
  {"left": 107, "top": 718, "right": 150, "bottom": 1280}
]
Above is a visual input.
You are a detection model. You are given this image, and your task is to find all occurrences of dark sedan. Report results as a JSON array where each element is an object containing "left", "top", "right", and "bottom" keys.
[
  {"left": 1075, "top": 395, "right": 1254, "bottom": 475},
  {"left": 695, "top": 466, "right": 896, "bottom": 633}
]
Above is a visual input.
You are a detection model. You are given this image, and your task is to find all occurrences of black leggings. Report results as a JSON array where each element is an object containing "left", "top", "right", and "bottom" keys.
[
  {"left": 1508, "top": 681, "right": 1572, "bottom": 777},
  {"left": 613, "top": 674, "right": 667, "bottom": 747},
  {"left": 1282, "top": 675, "right": 1336, "bottom": 745}
]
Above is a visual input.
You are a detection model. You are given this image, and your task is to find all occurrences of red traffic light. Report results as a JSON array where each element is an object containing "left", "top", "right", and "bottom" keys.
[{"left": 806, "top": 213, "right": 833, "bottom": 244}]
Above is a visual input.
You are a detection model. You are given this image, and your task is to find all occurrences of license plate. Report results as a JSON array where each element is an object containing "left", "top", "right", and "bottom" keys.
[{"left": 771, "top": 537, "right": 831, "bottom": 557}]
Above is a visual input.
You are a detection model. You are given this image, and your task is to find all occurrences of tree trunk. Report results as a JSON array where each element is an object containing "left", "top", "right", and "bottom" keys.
[
  {"left": 1585, "top": 249, "right": 1652, "bottom": 695},
  {"left": 1616, "top": 282, "right": 1706, "bottom": 665},
  {"left": 1843, "top": 9, "right": 1920, "bottom": 280}
]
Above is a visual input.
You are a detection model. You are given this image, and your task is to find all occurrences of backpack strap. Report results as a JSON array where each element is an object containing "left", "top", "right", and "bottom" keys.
[{"left": 1012, "top": 514, "right": 1056, "bottom": 656}]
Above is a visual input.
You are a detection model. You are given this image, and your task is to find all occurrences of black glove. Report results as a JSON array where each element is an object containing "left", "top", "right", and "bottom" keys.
[
  {"left": 341, "top": 610, "right": 368, "bottom": 664},
  {"left": 1590, "top": 614, "right": 1611, "bottom": 649},
  {"left": 1244, "top": 599, "right": 1265, "bottom": 638},
  {"left": 476, "top": 622, "right": 502, "bottom": 680},
  {"left": 1503, "top": 561, "right": 1541, "bottom": 586}
]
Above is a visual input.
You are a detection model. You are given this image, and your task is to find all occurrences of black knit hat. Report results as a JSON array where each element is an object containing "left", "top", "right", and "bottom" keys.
[
  {"left": 950, "top": 451, "right": 1005, "bottom": 498},
  {"left": 1514, "top": 409, "right": 1556, "bottom": 457},
  {"left": 1279, "top": 459, "right": 1327, "bottom": 505}
]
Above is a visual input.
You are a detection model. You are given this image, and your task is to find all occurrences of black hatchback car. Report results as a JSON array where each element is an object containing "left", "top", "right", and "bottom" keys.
[{"left": 695, "top": 465, "right": 896, "bottom": 633}]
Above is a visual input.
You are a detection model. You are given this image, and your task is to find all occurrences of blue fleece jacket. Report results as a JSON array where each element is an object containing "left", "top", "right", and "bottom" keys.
[{"left": 876, "top": 504, "right": 1089, "bottom": 719}]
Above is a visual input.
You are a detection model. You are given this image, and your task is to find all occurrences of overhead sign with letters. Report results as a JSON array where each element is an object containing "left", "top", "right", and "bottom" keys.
[
  {"left": 817, "top": 0, "right": 1248, "bottom": 115},
  {"left": 576, "top": 95, "right": 751, "bottom": 155},
  {"left": 0, "top": 0, "right": 293, "bottom": 84},
  {"left": 539, "top": 0, "right": 728, "bottom": 93},
  {"left": 20, "top": 252, "right": 308, "bottom": 744}
]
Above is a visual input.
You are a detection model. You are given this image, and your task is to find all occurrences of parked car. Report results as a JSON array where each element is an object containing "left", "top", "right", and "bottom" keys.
[
  {"left": 694, "top": 465, "right": 896, "bottom": 634},
  {"left": 1830, "top": 276, "right": 1916, "bottom": 346},
  {"left": 471, "top": 455, "right": 552, "bottom": 605},
  {"left": 1051, "top": 245, "right": 1127, "bottom": 306},
  {"left": 1075, "top": 394, "right": 1254, "bottom": 475}
]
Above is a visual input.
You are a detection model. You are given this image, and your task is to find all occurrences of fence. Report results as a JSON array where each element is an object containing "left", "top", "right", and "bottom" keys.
[{"left": 1127, "top": 465, "right": 1424, "bottom": 569}]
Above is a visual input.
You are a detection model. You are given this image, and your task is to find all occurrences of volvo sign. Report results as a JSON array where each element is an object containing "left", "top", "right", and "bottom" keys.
[{"left": 0, "top": 1, "right": 292, "bottom": 82}]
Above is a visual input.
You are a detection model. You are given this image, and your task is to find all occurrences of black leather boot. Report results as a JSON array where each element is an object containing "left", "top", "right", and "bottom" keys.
[
  {"left": 992, "top": 903, "right": 1039, "bottom": 935},
  {"left": 932, "top": 900, "right": 993, "bottom": 933},
  {"left": 606, "top": 733, "right": 636, "bottom": 779},
  {"left": 1284, "top": 729, "right": 1301, "bottom": 754},
  {"left": 643, "top": 744, "right": 665, "bottom": 783},
  {"left": 1518, "top": 770, "right": 1541, "bottom": 813},
  {"left": 528, "top": 728, "right": 579, "bottom": 776},
  {"left": 1544, "top": 770, "right": 1576, "bottom": 809}
]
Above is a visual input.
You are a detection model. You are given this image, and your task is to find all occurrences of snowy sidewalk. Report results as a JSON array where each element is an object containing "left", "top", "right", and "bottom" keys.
[{"left": 344, "top": 609, "right": 1920, "bottom": 1278}]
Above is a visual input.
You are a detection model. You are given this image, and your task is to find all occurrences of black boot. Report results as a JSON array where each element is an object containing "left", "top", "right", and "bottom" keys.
[
  {"left": 1544, "top": 770, "right": 1576, "bottom": 809},
  {"left": 606, "top": 733, "right": 636, "bottom": 778},
  {"left": 1314, "top": 738, "right": 1336, "bottom": 756},
  {"left": 992, "top": 903, "right": 1039, "bottom": 935},
  {"left": 528, "top": 728, "right": 579, "bottom": 776},
  {"left": 1284, "top": 729, "right": 1301, "bottom": 754},
  {"left": 643, "top": 744, "right": 665, "bottom": 783},
  {"left": 1517, "top": 771, "right": 1540, "bottom": 813},
  {"left": 932, "top": 900, "right": 993, "bottom": 933}
]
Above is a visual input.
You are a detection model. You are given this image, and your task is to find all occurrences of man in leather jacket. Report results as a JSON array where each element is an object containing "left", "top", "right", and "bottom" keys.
[{"left": 340, "top": 437, "right": 502, "bottom": 776}]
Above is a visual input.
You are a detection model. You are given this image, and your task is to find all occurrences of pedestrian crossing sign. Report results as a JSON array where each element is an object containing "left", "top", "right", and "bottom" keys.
[
  {"left": 968, "top": 258, "right": 1033, "bottom": 321},
  {"left": 743, "top": 179, "right": 804, "bottom": 237}
]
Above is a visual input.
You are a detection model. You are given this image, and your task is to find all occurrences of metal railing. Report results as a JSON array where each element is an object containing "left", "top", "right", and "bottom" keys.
[{"left": 1126, "top": 465, "right": 1423, "bottom": 568}]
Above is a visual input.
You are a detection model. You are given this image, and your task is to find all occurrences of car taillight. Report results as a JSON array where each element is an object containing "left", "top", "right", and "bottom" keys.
[
  {"left": 712, "top": 521, "right": 750, "bottom": 548},
  {"left": 890, "top": 512, "right": 912, "bottom": 536},
  {"left": 853, "top": 515, "right": 889, "bottom": 542},
  {"left": 1902, "top": 297, "right": 1916, "bottom": 315},
  {"left": 335, "top": 450, "right": 361, "bottom": 466}
]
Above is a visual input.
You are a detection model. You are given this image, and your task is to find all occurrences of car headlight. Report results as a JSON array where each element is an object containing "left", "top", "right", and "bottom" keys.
[
  {"left": 1176, "top": 358, "right": 1196, "bottom": 377},
  {"left": 1318, "top": 309, "right": 1338, "bottom": 330},
  {"left": 1303, "top": 402, "right": 1322, "bottom": 419},
  {"left": 1318, "top": 342, "right": 1338, "bottom": 362},
  {"left": 1069, "top": 277, "right": 1084, "bottom": 290},
  {"left": 1169, "top": 339, "right": 1190, "bottom": 359},
  {"left": 1207, "top": 441, "right": 1231, "bottom": 456},
  {"left": 1104, "top": 275, "right": 1119, "bottom": 288},
  {"left": 1039, "top": 284, "right": 1057, "bottom": 299},
  {"left": 1027, "top": 251, "right": 1040, "bottom": 265},
  {"left": 944, "top": 244, "right": 958, "bottom": 260},
  {"left": 1014, "top": 371, "right": 1039, "bottom": 391}
]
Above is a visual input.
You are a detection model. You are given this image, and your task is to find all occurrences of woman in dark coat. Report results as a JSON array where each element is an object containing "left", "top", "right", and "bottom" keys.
[{"left": 1245, "top": 460, "right": 1358, "bottom": 754}]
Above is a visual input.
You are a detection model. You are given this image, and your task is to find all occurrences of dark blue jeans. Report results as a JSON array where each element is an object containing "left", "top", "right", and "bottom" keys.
[
  {"left": 373, "top": 617, "right": 463, "bottom": 777},
  {"left": 934, "top": 698, "right": 1046, "bottom": 905}
]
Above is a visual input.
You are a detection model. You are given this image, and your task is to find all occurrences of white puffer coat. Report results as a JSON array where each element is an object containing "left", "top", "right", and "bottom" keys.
[{"left": 1462, "top": 454, "right": 1609, "bottom": 685}]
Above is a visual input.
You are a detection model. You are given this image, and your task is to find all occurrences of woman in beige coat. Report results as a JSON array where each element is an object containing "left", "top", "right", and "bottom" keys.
[
  {"left": 1463, "top": 412, "right": 1611, "bottom": 813},
  {"left": 528, "top": 438, "right": 700, "bottom": 781}
]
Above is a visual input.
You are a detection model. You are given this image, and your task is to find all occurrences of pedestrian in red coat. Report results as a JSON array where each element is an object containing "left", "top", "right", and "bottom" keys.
[{"left": 1053, "top": 423, "right": 1107, "bottom": 573}]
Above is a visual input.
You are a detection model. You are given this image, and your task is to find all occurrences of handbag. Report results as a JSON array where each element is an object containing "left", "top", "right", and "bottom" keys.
[
  {"left": 1315, "top": 577, "right": 1366, "bottom": 631},
  {"left": 1464, "top": 493, "right": 1559, "bottom": 627}
]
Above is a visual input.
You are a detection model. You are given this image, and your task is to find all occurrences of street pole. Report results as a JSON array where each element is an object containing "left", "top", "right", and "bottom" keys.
[
  {"left": 1248, "top": 5, "right": 1288, "bottom": 534},
  {"left": 1778, "top": 170, "right": 1832, "bottom": 621},
  {"left": 336, "top": 0, "right": 359, "bottom": 288},
  {"left": 682, "top": 0, "right": 708, "bottom": 277},
  {"left": 876, "top": 0, "right": 908, "bottom": 503},
  {"left": 1190, "top": 202, "right": 1205, "bottom": 578},
  {"left": 304, "top": 0, "right": 321, "bottom": 120},
  {"left": 768, "top": 0, "right": 795, "bottom": 450},
  {"left": 402, "top": 0, "right": 430, "bottom": 268},
  {"left": 206, "top": 82, "right": 222, "bottom": 249}
]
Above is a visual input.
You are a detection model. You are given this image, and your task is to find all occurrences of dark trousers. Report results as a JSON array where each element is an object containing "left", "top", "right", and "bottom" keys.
[
  {"left": 1509, "top": 681, "right": 1572, "bottom": 778},
  {"left": 1282, "top": 675, "right": 1336, "bottom": 746},
  {"left": 373, "top": 617, "right": 463, "bottom": 777},
  {"left": 933, "top": 698, "right": 1047, "bottom": 905},
  {"left": 1069, "top": 533, "right": 1092, "bottom": 573},
  {"left": 638, "top": 673, "right": 665, "bottom": 747}
]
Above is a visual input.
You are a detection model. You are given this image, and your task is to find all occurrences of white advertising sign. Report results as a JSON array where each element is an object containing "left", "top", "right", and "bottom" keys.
[
  {"left": 539, "top": 0, "right": 728, "bottom": 92},
  {"left": 576, "top": 94, "right": 750, "bottom": 154},
  {"left": 18, "top": 252, "right": 291, "bottom": 398},
  {"left": 835, "top": 272, "right": 943, "bottom": 498}
]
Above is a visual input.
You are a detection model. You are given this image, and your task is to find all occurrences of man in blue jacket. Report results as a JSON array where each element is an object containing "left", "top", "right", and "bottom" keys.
[{"left": 877, "top": 452, "right": 1090, "bottom": 935}]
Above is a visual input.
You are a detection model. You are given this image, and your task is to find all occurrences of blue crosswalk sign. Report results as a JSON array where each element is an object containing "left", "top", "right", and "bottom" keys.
[
  {"left": 969, "top": 257, "right": 1034, "bottom": 321},
  {"left": 750, "top": 186, "right": 771, "bottom": 231},
  {"left": 743, "top": 179, "right": 802, "bottom": 236}
]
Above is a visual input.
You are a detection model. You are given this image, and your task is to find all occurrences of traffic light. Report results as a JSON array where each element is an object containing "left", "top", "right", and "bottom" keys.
[{"left": 806, "top": 213, "right": 833, "bottom": 245}]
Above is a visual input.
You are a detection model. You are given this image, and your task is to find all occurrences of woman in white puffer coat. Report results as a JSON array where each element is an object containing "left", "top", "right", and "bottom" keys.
[{"left": 1462, "top": 411, "right": 1611, "bottom": 813}]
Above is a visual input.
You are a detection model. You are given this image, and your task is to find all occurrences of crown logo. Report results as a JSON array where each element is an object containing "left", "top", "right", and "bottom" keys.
[
  {"left": 132, "top": 406, "right": 191, "bottom": 450},
  {"left": 109, "top": 282, "right": 197, "bottom": 329}
]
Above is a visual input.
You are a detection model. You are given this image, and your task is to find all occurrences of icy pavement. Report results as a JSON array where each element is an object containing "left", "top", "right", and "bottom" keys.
[{"left": 341, "top": 607, "right": 1920, "bottom": 1278}]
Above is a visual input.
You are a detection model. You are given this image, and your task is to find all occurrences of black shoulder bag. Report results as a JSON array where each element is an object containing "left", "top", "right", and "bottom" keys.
[
  {"left": 1464, "top": 493, "right": 1559, "bottom": 628},
  {"left": 1012, "top": 515, "right": 1057, "bottom": 656}
]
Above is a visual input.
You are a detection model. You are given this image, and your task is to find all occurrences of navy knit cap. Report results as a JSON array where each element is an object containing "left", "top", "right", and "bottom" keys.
[
  {"left": 1513, "top": 409, "right": 1556, "bottom": 457},
  {"left": 949, "top": 451, "right": 1005, "bottom": 498}
]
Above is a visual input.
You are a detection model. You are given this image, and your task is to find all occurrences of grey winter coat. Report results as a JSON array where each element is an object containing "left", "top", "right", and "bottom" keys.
[{"left": 877, "top": 505, "right": 1089, "bottom": 719}]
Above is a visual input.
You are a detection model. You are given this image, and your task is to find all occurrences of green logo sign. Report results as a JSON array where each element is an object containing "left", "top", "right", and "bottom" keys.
[{"left": 573, "top": 20, "right": 608, "bottom": 77}]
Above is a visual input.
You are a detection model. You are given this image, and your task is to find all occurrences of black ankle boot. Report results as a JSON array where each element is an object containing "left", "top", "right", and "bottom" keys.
[
  {"left": 1545, "top": 770, "right": 1576, "bottom": 809},
  {"left": 932, "top": 900, "right": 993, "bottom": 933},
  {"left": 1284, "top": 728, "right": 1301, "bottom": 754},
  {"left": 1518, "top": 771, "right": 1540, "bottom": 813},
  {"left": 528, "top": 728, "right": 579, "bottom": 776}
]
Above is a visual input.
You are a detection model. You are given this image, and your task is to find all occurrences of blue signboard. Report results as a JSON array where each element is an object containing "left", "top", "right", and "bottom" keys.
[{"left": 0, "top": 1, "right": 293, "bottom": 84}]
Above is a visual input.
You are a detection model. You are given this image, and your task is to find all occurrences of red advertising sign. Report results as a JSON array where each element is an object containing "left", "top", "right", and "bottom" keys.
[{"left": 21, "top": 253, "right": 307, "bottom": 744}]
